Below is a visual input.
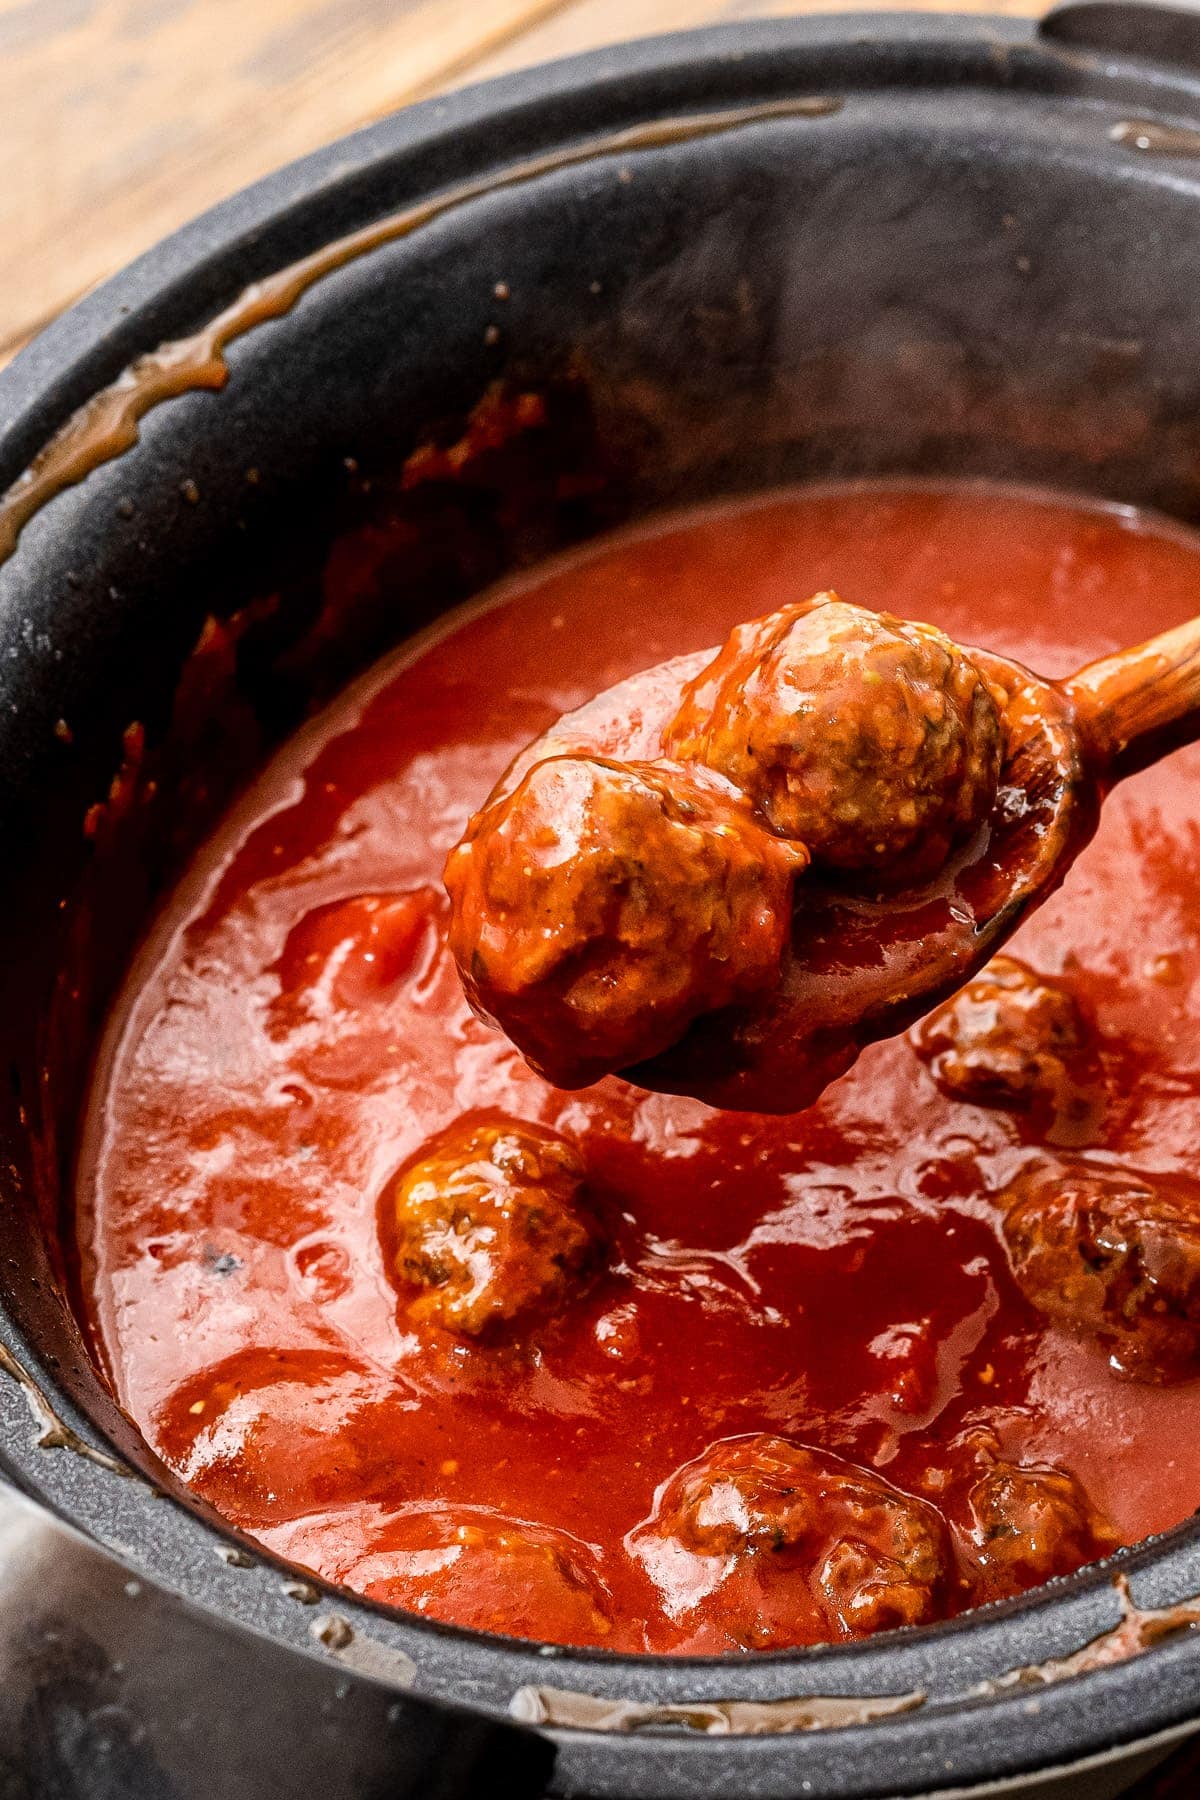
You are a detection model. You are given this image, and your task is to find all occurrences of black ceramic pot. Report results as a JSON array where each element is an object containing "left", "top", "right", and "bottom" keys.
[{"left": 5, "top": 9, "right": 1200, "bottom": 1798}]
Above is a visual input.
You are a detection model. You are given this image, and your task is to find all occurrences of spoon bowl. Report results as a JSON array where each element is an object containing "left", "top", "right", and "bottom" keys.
[
  {"left": 636, "top": 647, "right": 1096, "bottom": 1110},
  {"left": 494, "top": 631, "right": 1096, "bottom": 1111}
]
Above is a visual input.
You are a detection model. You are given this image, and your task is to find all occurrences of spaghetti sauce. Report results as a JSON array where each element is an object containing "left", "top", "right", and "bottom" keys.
[{"left": 78, "top": 482, "right": 1200, "bottom": 1652}]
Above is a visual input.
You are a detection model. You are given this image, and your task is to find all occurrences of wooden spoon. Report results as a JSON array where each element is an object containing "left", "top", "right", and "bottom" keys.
[{"left": 488, "top": 615, "right": 1199, "bottom": 1114}]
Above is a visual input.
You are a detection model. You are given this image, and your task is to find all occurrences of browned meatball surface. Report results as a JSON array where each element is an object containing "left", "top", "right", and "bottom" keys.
[
  {"left": 444, "top": 755, "right": 807, "bottom": 1089},
  {"left": 1002, "top": 1160, "right": 1200, "bottom": 1382},
  {"left": 911, "top": 955, "right": 1097, "bottom": 1133},
  {"left": 637, "top": 1434, "right": 949, "bottom": 1646},
  {"left": 387, "top": 1113, "right": 595, "bottom": 1335},
  {"left": 965, "top": 1460, "right": 1116, "bottom": 1603},
  {"left": 665, "top": 594, "right": 1003, "bottom": 879}
]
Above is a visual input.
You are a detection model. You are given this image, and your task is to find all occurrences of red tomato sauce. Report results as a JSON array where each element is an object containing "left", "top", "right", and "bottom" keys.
[{"left": 77, "top": 482, "right": 1200, "bottom": 1653}]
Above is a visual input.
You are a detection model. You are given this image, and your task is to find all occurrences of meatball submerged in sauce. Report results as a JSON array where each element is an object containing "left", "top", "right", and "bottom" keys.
[
  {"left": 630, "top": 1432, "right": 1112, "bottom": 1651},
  {"left": 912, "top": 955, "right": 1100, "bottom": 1140},
  {"left": 446, "top": 594, "right": 1003, "bottom": 1089},
  {"left": 387, "top": 1114, "right": 596, "bottom": 1335},
  {"left": 342, "top": 1509, "right": 615, "bottom": 1641},
  {"left": 632, "top": 1435, "right": 951, "bottom": 1648},
  {"left": 964, "top": 1459, "right": 1116, "bottom": 1604},
  {"left": 1001, "top": 1160, "right": 1200, "bottom": 1383}
]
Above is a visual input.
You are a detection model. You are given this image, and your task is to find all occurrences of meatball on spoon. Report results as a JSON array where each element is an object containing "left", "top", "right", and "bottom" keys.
[{"left": 446, "top": 591, "right": 1200, "bottom": 1113}]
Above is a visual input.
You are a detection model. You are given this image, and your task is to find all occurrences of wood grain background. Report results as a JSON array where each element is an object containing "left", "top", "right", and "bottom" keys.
[{"left": 0, "top": 0, "right": 1036, "bottom": 362}]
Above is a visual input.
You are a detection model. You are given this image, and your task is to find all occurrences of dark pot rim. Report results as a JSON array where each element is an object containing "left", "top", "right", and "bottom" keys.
[{"left": 5, "top": 12, "right": 1200, "bottom": 1796}]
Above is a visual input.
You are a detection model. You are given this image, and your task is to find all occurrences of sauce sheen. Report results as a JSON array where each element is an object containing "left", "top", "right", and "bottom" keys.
[{"left": 79, "top": 482, "right": 1200, "bottom": 1652}]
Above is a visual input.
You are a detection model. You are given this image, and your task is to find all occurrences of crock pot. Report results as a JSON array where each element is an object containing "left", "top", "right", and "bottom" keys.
[{"left": 4, "top": 8, "right": 1200, "bottom": 1797}]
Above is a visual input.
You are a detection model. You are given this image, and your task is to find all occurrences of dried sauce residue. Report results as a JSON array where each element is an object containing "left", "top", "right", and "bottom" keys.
[
  {"left": 509, "top": 1684, "right": 924, "bottom": 1735},
  {"left": 0, "top": 97, "right": 841, "bottom": 567},
  {"left": 976, "top": 1573, "right": 1200, "bottom": 1695},
  {"left": 0, "top": 1341, "right": 131, "bottom": 1478},
  {"left": 511, "top": 1573, "right": 1200, "bottom": 1736}
]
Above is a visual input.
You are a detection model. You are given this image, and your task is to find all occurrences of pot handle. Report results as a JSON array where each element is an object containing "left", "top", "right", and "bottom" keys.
[{"left": 1040, "top": 0, "right": 1200, "bottom": 70}]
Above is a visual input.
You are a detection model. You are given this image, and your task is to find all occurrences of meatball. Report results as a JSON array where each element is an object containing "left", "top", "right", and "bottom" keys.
[
  {"left": 159, "top": 1348, "right": 394, "bottom": 1530},
  {"left": 388, "top": 1114, "right": 595, "bottom": 1335},
  {"left": 965, "top": 1459, "right": 1114, "bottom": 1603},
  {"left": 911, "top": 955, "right": 1093, "bottom": 1118},
  {"left": 340, "top": 1508, "right": 616, "bottom": 1646},
  {"left": 1001, "top": 1160, "right": 1200, "bottom": 1381},
  {"left": 648, "top": 1434, "right": 949, "bottom": 1641},
  {"left": 665, "top": 594, "right": 1003, "bottom": 879},
  {"left": 444, "top": 754, "right": 807, "bottom": 1089},
  {"left": 663, "top": 1433, "right": 820, "bottom": 1557}
]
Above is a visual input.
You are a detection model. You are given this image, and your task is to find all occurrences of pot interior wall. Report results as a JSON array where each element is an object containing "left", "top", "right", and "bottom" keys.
[{"left": 3, "top": 75, "right": 1200, "bottom": 1504}]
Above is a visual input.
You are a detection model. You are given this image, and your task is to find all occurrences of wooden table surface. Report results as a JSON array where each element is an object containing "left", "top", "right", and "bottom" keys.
[
  {"left": 2, "top": 0, "right": 1041, "bottom": 365},
  {"left": 6, "top": 2, "right": 1200, "bottom": 1794}
]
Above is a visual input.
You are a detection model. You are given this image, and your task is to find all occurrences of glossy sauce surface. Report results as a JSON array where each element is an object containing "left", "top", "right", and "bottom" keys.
[{"left": 79, "top": 483, "right": 1200, "bottom": 1652}]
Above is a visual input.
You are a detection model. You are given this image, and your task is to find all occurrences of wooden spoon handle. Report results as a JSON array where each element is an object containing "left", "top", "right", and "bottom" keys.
[{"left": 1063, "top": 612, "right": 1200, "bottom": 783}]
